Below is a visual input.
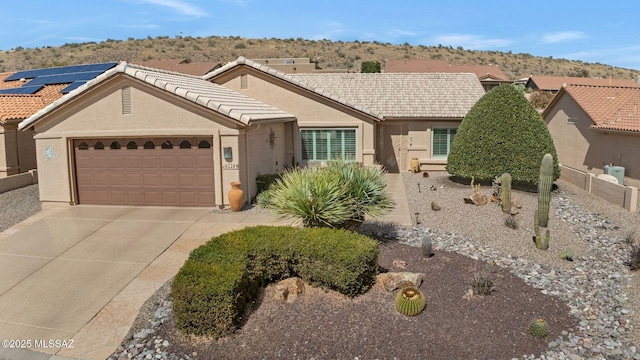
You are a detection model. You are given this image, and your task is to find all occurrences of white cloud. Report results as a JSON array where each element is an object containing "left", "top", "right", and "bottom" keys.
[
  {"left": 541, "top": 31, "right": 586, "bottom": 44},
  {"left": 431, "top": 34, "right": 512, "bottom": 49},
  {"left": 387, "top": 28, "right": 417, "bottom": 37},
  {"left": 311, "top": 21, "right": 346, "bottom": 40},
  {"left": 139, "top": 0, "right": 209, "bottom": 17}
]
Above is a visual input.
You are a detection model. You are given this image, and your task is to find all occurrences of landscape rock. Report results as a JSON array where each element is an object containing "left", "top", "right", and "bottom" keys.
[
  {"left": 273, "top": 277, "right": 305, "bottom": 303},
  {"left": 375, "top": 272, "right": 424, "bottom": 292}
]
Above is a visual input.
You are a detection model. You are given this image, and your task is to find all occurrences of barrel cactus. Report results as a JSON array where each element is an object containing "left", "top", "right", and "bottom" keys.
[
  {"left": 501, "top": 172, "right": 512, "bottom": 213},
  {"left": 528, "top": 318, "right": 549, "bottom": 338},
  {"left": 537, "top": 154, "right": 554, "bottom": 227},
  {"left": 395, "top": 286, "right": 426, "bottom": 317}
]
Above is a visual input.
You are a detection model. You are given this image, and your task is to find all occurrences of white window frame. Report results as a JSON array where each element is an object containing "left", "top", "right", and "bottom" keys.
[
  {"left": 300, "top": 128, "right": 357, "bottom": 162},
  {"left": 431, "top": 127, "right": 457, "bottom": 159}
]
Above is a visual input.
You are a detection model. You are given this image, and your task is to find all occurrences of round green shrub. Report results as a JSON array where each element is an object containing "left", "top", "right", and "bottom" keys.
[
  {"left": 395, "top": 286, "right": 426, "bottom": 316},
  {"left": 446, "top": 85, "right": 560, "bottom": 188},
  {"left": 171, "top": 225, "right": 379, "bottom": 338}
]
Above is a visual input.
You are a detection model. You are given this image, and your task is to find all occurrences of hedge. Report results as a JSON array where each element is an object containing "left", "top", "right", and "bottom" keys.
[
  {"left": 446, "top": 84, "right": 560, "bottom": 188},
  {"left": 171, "top": 225, "right": 379, "bottom": 338}
]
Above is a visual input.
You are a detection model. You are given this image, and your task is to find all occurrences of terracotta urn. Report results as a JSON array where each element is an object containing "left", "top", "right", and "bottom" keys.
[{"left": 228, "top": 181, "right": 244, "bottom": 212}]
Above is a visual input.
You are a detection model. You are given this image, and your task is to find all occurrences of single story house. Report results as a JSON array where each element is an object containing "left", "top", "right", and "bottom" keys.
[
  {"left": 543, "top": 84, "right": 640, "bottom": 188},
  {"left": 384, "top": 59, "right": 512, "bottom": 92},
  {"left": 20, "top": 58, "right": 484, "bottom": 208},
  {"left": 526, "top": 75, "right": 639, "bottom": 94},
  {"left": 0, "top": 63, "right": 117, "bottom": 178}
]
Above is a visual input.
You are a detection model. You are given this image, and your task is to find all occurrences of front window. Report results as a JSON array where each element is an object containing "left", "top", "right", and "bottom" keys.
[
  {"left": 432, "top": 127, "right": 457, "bottom": 158},
  {"left": 301, "top": 129, "right": 356, "bottom": 161}
]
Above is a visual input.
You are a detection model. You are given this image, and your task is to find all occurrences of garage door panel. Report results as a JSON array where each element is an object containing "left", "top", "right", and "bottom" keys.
[
  {"left": 143, "top": 174, "right": 160, "bottom": 186},
  {"left": 74, "top": 138, "right": 215, "bottom": 206},
  {"left": 126, "top": 174, "right": 143, "bottom": 187},
  {"left": 161, "top": 174, "right": 178, "bottom": 186},
  {"left": 109, "top": 174, "right": 126, "bottom": 186}
]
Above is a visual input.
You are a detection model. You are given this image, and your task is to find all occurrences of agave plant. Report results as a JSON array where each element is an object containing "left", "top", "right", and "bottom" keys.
[{"left": 259, "top": 160, "right": 394, "bottom": 229}]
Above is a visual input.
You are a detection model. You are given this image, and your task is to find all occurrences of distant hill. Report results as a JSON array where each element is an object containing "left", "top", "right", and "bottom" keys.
[{"left": 1, "top": 35, "right": 638, "bottom": 81}]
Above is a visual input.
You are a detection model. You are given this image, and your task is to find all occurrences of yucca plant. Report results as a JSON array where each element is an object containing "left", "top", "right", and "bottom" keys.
[
  {"left": 258, "top": 167, "right": 353, "bottom": 227},
  {"left": 326, "top": 160, "right": 395, "bottom": 220},
  {"left": 258, "top": 161, "right": 394, "bottom": 229}
]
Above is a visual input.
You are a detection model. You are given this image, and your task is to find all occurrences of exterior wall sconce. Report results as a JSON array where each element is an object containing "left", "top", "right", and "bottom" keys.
[{"left": 223, "top": 147, "right": 233, "bottom": 160}]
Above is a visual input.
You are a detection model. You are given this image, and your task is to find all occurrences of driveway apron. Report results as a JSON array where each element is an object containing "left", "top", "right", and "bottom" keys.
[{"left": 0, "top": 206, "right": 210, "bottom": 359}]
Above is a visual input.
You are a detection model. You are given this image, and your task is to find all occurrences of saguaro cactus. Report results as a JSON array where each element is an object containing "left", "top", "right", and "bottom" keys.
[
  {"left": 537, "top": 154, "right": 554, "bottom": 227},
  {"left": 501, "top": 172, "right": 512, "bottom": 213}
]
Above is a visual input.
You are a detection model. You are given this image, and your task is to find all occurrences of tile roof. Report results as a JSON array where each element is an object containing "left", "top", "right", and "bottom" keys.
[
  {"left": 136, "top": 59, "right": 221, "bottom": 76},
  {"left": 0, "top": 95, "right": 45, "bottom": 123},
  {"left": 0, "top": 72, "right": 23, "bottom": 90},
  {"left": 20, "top": 62, "right": 294, "bottom": 130},
  {"left": 384, "top": 59, "right": 510, "bottom": 81},
  {"left": 528, "top": 75, "right": 640, "bottom": 92},
  {"left": 205, "top": 57, "right": 485, "bottom": 119},
  {"left": 553, "top": 84, "right": 640, "bottom": 132}
]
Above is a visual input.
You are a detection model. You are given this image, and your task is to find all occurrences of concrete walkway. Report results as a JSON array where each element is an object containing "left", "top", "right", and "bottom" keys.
[{"left": 0, "top": 174, "right": 411, "bottom": 360}]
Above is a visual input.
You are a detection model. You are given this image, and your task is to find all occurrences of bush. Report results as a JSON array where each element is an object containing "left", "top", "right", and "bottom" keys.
[
  {"left": 446, "top": 85, "right": 560, "bottom": 188},
  {"left": 258, "top": 161, "right": 394, "bottom": 228},
  {"left": 255, "top": 173, "right": 281, "bottom": 195},
  {"left": 171, "top": 226, "right": 379, "bottom": 338}
]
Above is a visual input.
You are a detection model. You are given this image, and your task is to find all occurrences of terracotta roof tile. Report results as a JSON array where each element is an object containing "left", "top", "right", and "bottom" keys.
[
  {"left": 529, "top": 75, "right": 639, "bottom": 92},
  {"left": 384, "top": 59, "right": 509, "bottom": 81},
  {"left": 36, "top": 84, "right": 67, "bottom": 105},
  {"left": 0, "top": 72, "right": 24, "bottom": 90},
  {"left": 0, "top": 95, "right": 45, "bottom": 123},
  {"left": 563, "top": 84, "right": 640, "bottom": 132}
]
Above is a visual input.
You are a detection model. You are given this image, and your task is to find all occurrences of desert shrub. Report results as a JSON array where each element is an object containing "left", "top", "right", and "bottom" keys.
[
  {"left": 471, "top": 271, "right": 495, "bottom": 296},
  {"left": 629, "top": 245, "right": 640, "bottom": 270},
  {"left": 528, "top": 90, "right": 555, "bottom": 110},
  {"left": 255, "top": 173, "right": 281, "bottom": 195},
  {"left": 258, "top": 161, "right": 393, "bottom": 228},
  {"left": 504, "top": 216, "right": 518, "bottom": 229},
  {"left": 446, "top": 84, "right": 560, "bottom": 188},
  {"left": 171, "top": 226, "right": 379, "bottom": 338}
]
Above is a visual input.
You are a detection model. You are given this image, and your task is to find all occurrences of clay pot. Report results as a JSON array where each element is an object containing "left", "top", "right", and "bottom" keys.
[{"left": 228, "top": 182, "right": 244, "bottom": 212}]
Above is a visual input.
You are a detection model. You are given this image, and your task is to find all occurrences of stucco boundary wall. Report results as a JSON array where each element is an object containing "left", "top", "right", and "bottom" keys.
[
  {"left": 559, "top": 165, "right": 638, "bottom": 212},
  {"left": 0, "top": 170, "right": 38, "bottom": 194}
]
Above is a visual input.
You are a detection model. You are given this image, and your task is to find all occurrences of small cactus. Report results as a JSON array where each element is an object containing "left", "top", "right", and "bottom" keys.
[
  {"left": 395, "top": 286, "right": 426, "bottom": 317},
  {"left": 537, "top": 154, "right": 554, "bottom": 227},
  {"left": 560, "top": 247, "right": 575, "bottom": 261},
  {"left": 501, "top": 173, "right": 512, "bottom": 213},
  {"left": 421, "top": 235, "right": 433, "bottom": 257},
  {"left": 528, "top": 318, "right": 549, "bottom": 338},
  {"left": 533, "top": 212, "right": 550, "bottom": 250}
]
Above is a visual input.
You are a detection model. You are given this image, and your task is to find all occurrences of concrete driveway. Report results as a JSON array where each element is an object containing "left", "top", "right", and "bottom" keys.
[{"left": 0, "top": 205, "right": 288, "bottom": 360}]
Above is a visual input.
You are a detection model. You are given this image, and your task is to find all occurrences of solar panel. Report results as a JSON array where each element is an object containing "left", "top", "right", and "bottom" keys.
[
  {"left": 0, "top": 85, "right": 43, "bottom": 95},
  {"left": 4, "top": 62, "right": 117, "bottom": 81},
  {"left": 61, "top": 81, "right": 86, "bottom": 93}
]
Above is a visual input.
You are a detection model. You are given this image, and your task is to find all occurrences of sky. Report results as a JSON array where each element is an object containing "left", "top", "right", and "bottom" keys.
[{"left": 2, "top": 1, "right": 640, "bottom": 70}]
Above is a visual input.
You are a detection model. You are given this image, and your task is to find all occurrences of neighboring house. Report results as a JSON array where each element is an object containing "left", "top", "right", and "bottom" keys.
[
  {"left": 19, "top": 57, "right": 484, "bottom": 208},
  {"left": 136, "top": 59, "right": 221, "bottom": 76},
  {"left": 543, "top": 84, "right": 640, "bottom": 188},
  {"left": 526, "top": 75, "right": 640, "bottom": 94},
  {"left": 250, "top": 58, "right": 349, "bottom": 73},
  {"left": 0, "top": 62, "right": 117, "bottom": 177},
  {"left": 384, "top": 59, "right": 511, "bottom": 92}
]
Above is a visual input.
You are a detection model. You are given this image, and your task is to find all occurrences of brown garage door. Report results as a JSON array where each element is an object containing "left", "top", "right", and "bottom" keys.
[{"left": 74, "top": 138, "right": 215, "bottom": 206}]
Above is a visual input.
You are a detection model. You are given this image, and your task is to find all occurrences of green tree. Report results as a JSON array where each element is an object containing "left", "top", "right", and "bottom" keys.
[
  {"left": 361, "top": 61, "right": 381, "bottom": 73},
  {"left": 446, "top": 85, "right": 560, "bottom": 188}
]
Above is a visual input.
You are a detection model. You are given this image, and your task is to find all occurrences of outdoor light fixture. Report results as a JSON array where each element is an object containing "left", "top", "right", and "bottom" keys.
[
  {"left": 415, "top": 212, "right": 420, "bottom": 225},
  {"left": 223, "top": 147, "right": 233, "bottom": 160}
]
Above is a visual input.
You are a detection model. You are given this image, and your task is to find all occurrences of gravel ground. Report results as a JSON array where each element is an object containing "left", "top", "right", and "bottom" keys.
[
  {"left": 0, "top": 184, "right": 41, "bottom": 233},
  {"left": 110, "top": 171, "right": 640, "bottom": 359}
]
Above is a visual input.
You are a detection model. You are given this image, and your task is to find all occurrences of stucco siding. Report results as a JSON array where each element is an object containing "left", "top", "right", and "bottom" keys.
[
  {"left": 244, "top": 123, "right": 287, "bottom": 200},
  {"left": 219, "top": 74, "right": 376, "bottom": 166}
]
